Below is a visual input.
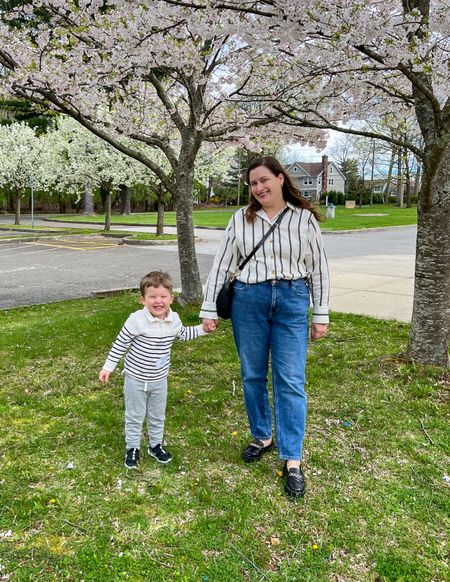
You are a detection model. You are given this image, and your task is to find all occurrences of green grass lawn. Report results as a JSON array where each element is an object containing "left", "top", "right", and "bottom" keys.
[
  {"left": 1, "top": 295, "right": 448, "bottom": 581},
  {"left": 48, "top": 204, "right": 417, "bottom": 231}
]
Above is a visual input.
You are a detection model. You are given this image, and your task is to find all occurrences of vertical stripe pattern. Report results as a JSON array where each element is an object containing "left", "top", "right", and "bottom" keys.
[{"left": 200, "top": 202, "right": 330, "bottom": 324}]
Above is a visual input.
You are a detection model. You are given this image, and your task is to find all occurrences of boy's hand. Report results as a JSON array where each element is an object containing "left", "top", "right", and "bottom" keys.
[
  {"left": 311, "top": 323, "right": 328, "bottom": 340},
  {"left": 99, "top": 369, "right": 110, "bottom": 382},
  {"left": 202, "top": 318, "right": 218, "bottom": 333}
]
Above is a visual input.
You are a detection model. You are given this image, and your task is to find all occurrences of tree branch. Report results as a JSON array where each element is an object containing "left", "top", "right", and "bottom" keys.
[
  {"left": 272, "top": 105, "right": 425, "bottom": 160},
  {"left": 16, "top": 87, "right": 174, "bottom": 191},
  {"left": 146, "top": 70, "right": 186, "bottom": 133}
]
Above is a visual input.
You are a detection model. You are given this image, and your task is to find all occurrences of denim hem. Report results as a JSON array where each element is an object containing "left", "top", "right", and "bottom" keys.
[{"left": 278, "top": 456, "right": 302, "bottom": 461}]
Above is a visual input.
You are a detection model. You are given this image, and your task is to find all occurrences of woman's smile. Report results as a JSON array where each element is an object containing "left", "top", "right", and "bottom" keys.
[{"left": 249, "top": 166, "right": 284, "bottom": 211}]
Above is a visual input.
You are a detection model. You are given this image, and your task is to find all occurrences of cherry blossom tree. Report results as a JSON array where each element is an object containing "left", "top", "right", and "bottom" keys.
[
  {"left": 40, "top": 117, "right": 160, "bottom": 230},
  {"left": 0, "top": 122, "right": 48, "bottom": 224},
  {"left": 0, "top": 1, "right": 315, "bottom": 303},
  {"left": 167, "top": 0, "right": 449, "bottom": 366}
]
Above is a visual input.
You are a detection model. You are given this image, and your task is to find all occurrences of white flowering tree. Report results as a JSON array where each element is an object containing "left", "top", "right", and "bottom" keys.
[
  {"left": 0, "top": 122, "right": 48, "bottom": 224},
  {"left": 167, "top": 0, "right": 449, "bottom": 366},
  {"left": 0, "top": 1, "right": 317, "bottom": 303},
  {"left": 40, "top": 118, "right": 162, "bottom": 230}
]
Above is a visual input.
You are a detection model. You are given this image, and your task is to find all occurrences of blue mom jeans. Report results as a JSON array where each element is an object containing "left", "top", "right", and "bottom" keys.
[{"left": 231, "top": 279, "right": 310, "bottom": 460}]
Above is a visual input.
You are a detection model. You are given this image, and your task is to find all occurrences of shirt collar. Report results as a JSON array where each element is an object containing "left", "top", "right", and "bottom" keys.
[
  {"left": 256, "top": 201, "right": 297, "bottom": 222},
  {"left": 143, "top": 306, "right": 174, "bottom": 322}
]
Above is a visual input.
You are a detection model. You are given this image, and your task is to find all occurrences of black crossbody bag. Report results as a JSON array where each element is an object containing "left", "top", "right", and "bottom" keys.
[{"left": 216, "top": 207, "right": 289, "bottom": 319}]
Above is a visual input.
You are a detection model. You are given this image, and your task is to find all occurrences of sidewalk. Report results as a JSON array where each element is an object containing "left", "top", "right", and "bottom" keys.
[
  {"left": 328, "top": 255, "right": 414, "bottom": 322},
  {"left": 167, "top": 225, "right": 415, "bottom": 323}
]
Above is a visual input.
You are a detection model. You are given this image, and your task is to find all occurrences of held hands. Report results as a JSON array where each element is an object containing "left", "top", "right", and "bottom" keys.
[
  {"left": 99, "top": 369, "right": 110, "bottom": 383},
  {"left": 311, "top": 323, "right": 328, "bottom": 341},
  {"left": 202, "top": 318, "right": 218, "bottom": 333}
]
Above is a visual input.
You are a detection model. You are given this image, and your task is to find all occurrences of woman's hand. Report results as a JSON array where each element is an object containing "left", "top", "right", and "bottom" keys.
[
  {"left": 202, "top": 318, "right": 218, "bottom": 333},
  {"left": 311, "top": 323, "right": 328, "bottom": 340}
]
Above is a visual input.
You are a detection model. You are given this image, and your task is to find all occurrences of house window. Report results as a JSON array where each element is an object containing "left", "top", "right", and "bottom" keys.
[
  {"left": 328, "top": 178, "right": 334, "bottom": 186},
  {"left": 303, "top": 177, "right": 313, "bottom": 185},
  {"left": 329, "top": 166, "right": 333, "bottom": 173},
  {"left": 318, "top": 177, "right": 321, "bottom": 184},
  {"left": 293, "top": 167, "right": 297, "bottom": 172}
]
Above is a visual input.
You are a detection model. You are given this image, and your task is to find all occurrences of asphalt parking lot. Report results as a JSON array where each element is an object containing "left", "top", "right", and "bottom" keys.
[{"left": 0, "top": 236, "right": 215, "bottom": 309}]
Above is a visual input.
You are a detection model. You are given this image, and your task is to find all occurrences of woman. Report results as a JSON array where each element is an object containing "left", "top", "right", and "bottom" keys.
[{"left": 200, "top": 156, "right": 329, "bottom": 497}]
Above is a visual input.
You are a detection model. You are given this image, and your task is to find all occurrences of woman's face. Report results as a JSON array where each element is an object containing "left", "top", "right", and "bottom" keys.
[{"left": 248, "top": 165, "right": 284, "bottom": 210}]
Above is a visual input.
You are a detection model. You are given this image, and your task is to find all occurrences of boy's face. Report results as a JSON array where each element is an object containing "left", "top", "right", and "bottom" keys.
[{"left": 140, "top": 285, "right": 173, "bottom": 319}]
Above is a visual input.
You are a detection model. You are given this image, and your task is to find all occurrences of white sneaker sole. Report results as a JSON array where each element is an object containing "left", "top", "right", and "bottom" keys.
[{"left": 148, "top": 449, "right": 172, "bottom": 464}]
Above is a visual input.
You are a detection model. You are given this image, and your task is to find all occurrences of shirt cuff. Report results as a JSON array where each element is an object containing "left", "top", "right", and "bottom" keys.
[
  {"left": 103, "top": 359, "right": 117, "bottom": 373},
  {"left": 195, "top": 324, "right": 208, "bottom": 337},
  {"left": 199, "top": 301, "right": 219, "bottom": 320},
  {"left": 311, "top": 306, "right": 329, "bottom": 325}
]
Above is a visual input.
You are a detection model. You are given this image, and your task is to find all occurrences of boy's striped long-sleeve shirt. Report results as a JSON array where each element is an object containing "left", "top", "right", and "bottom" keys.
[
  {"left": 199, "top": 203, "right": 330, "bottom": 324},
  {"left": 102, "top": 307, "right": 206, "bottom": 381}
]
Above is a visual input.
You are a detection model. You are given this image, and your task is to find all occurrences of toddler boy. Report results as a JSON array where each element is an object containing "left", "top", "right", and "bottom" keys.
[{"left": 99, "top": 271, "right": 208, "bottom": 469}]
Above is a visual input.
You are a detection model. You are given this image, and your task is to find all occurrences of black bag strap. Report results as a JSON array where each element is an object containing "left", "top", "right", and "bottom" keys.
[{"left": 237, "top": 206, "right": 289, "bottom": 272}]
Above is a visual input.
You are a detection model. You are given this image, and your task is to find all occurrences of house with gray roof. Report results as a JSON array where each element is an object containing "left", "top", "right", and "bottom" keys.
[{"left": 285, "top": 155, "right": 346, "bottom": 201}]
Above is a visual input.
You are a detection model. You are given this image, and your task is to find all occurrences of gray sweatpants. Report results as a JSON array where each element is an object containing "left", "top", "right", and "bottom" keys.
[{"left": 123, "top": 374, "right": 168, "bottom": 450}]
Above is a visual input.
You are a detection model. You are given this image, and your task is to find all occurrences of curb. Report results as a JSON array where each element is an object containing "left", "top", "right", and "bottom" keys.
[
  {"left": 322, "top": 225, "right": 416, "bottom": 235},
  {"left": 122, "top": 237, "right": 178, "bottom": 246},
  {"left": 92, "top": 288, "right": 139, "bottom": 298},
  {"left": 100, "top": 233, "right": 178, "bottom": 245},
  {"left": 43, "top": 217, "right": 226, "bottom": 231}
]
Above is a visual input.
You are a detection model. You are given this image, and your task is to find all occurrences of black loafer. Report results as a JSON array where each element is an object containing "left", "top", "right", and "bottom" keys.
[
  {"left": 242, "top": 439, "right": 274, "bottom": 463},
  {"left": 283, "top": 462, "right": 306, "bottom": 497}
]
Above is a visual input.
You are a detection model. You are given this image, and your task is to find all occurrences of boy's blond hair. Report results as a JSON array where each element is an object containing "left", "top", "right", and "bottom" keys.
[{"left": 139, "top": 271, "right": 173, "bottom": 296}]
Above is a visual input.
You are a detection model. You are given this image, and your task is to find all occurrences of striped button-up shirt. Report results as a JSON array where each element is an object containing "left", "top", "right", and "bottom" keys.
[
  {"left": 200, "top": 202, "right": 330, "bottom": 324},
  {"left": 103, "top": 307, "right": 206, "bottom": 381}
]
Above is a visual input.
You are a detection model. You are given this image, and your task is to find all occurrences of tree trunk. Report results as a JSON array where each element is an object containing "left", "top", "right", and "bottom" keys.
[
  {"left": 59, "top": 194, "right": 66, "bottom": 214},
  {"left": 370, "top": 140, "right": 375, "bottom": 205},
  {"left": 104, "top": 190, "right": 112, "bottom": 231},
  {"left": 403, "top": 146, "right": 412, "bottom": 208},
  {"left": 156, "top": 195, "right": 165, "bottom": 236},
  {"left": 14, "top": 192, "right": 21, "bottom": 225},
  {"left": 414, "top": 163, "right": 422, "bottom": 196},
  {"left": 207, "top": 176, "right": 213, "bottom": 201},
  {"left": 384, "top": 147, "right": 396, "bottom": 204},
  {"left": 359, "top": 162, "right": 365, "bottom": 208},
  {"left": 406, "top": 146, "right": 450, "bottom": 367},
  {"left": 396, "top": 148, "right": 404, "bottom": 207},
  {"left": 120, "top": 184, "right": 131, "bottom": 215},
  {"left": 83, "top": 181, "right": 95, "bottom": 215},
  {"left": 174, "top": 147, "right": 203, "bottom": 304}
]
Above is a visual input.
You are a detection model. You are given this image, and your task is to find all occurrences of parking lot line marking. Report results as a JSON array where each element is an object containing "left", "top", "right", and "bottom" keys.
[
  {"left": 23, "top": 240, "right": 118, "bottom": 251},
  {"left": 51, "top": 238, "right": 118, "bottom": 248}
]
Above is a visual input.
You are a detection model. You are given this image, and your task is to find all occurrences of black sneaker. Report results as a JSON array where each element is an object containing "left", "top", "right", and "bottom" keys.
[
  {"left": 148, "top": 443, "right": 172, "bottom": 464},
  {"left": 125, "top": 447, "right": 140, "bottom": 469}
]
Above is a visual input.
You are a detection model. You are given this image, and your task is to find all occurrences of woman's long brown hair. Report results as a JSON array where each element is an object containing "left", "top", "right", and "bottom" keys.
[{"left": 245, "top": 156, "right": 323, "bottom": 223}]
